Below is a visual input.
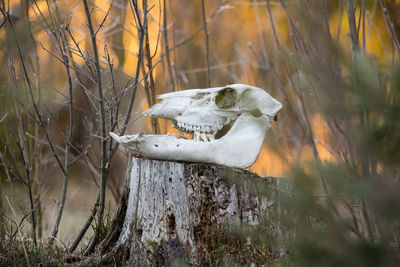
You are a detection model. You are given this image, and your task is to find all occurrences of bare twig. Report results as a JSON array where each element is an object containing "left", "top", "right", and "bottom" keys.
[
  {"left": 347, "top": 0, "right": 360, "bottom": 50},
  {"left": 106, "top": 59, "right": 161, "bottom": 112},
  {"left": 1, "top": 6, "right": 69, "bottom": 243},
  {"left": 267, "top": 0, "right": 280, "bottom": 47},
  {"left": 16, "top": 142, "right": 37, "bottom": 246},
  {"left": 322, "top": 0, "right": 331, "bottom": 39},
  {"left": 39, "top": 42, "right": 96, "bottom": 84},
  {"left": 361, "top": 0, "right": 366, "bottom": 50},
  {"left": 163, "top": 0, "right": 175, "bottom": 90},
  {"left": 104, "top": 45, "right": 120, "bottom": 133},
  {"left": 94, "top": 0, "right": 115, "bottom": 37},
  {"left": 111, "top": 0, "right": 147, "bottom": 149},
  {"left": 278, "top": 4, "right": 339, "bottom": 218},
  {"left": 144, "top": 11, "right": 159, "bottom": 133},
  {"left": 201, "top": 0, "right": 211, "bottom": 87},
  {"left": 82, "top": 0, "right": 109, "bottom": 252},
  {"left": 336, "top": 0, "right": 344, "bottom": 42},
  {"left": 380, "top": 0, "right": 400, "bottom": 54},
  {"left": 50, "top": 16, "right": 75, "bottom": 240},
  {"left": 168, "top": 3, "right": 222, "bottom": 51},
  {"left": 4, "top": 210, "right": 33, "bottom": 240},
  {"left": 253, "top": 2, "right": 269, "bottom": 69}
]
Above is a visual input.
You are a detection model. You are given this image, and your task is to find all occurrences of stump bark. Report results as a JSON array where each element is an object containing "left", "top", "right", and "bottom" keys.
[{"left": 89, "top": 156, "right": 283, "bottom": 266}]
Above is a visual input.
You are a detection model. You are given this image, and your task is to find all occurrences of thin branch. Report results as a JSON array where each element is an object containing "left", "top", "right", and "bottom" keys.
[
  {"left": 0, "top": 7, "right": 67, "bottom": 177},
  {"left": 201, "top": 0, "right": 211, "bottom": 87},
  {"left": 94, "top": 0, "right": 115, "bottom": 37},
  {"left": 336, "top": 0, "right": 344, "bottom": 42},
  {"left": 361, "top": 0, "right": 366, "bottom": 49},
  {"left": 16, "top": 142, "right": 37, "bottom": 246},
  {"left": 104, "top": 45, "right": 120, "bottom": 132},
  {"left": 167, "top": 3, "right": 222, "bottom": 51},
  {"left": 82, "top": 0, "right": 108, "bottom": 253},
  {"left": 163, "top": 0, "right": 175, "bottom": 90},
  {"left": 66, "top": 22, "right": 96, "bottom": 78},
  {"left": 50, "top": 19, "right": 75, "bottom": 240},
  {"left": 106, "top": 58, "right": 161, "bottom": 112},
  {"left": 253, "top": 1, "right": 269, "bottom": 69},
  {"left": 4, "top": 210, "right": 33, "bottom": 240},
  {"left": 380, "top": 0, "right": 400, "bottom": 54},
  {"left": 112, "top": 0, "right": 147, "bottom": 146},
  {"left": 144, "top": 9, "right": 159, "bottom": 133},
  {"left": 40, "top": 42, "right": 96, "bottom": 84},
  {"left": 267, "top": 0, "right": 280, "bottom": 47},
  {"left": 322, "top": 0, "right": 332, "bottom": 39},
  {"left": 348, "top": 0, "right": 360, "bottom": 50}
]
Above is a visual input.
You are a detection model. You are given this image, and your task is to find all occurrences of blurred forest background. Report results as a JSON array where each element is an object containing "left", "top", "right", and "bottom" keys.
[{"left": 0, "top": 0, "right": 399, "bottom": 265}]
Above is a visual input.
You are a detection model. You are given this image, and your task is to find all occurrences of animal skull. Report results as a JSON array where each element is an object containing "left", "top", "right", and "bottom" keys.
[{"left": 110, "top": 84, "right": 282, "bottom": 168}]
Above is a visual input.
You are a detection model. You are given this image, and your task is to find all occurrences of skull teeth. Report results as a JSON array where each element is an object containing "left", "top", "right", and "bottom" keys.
[
  {"left": 173, "top": 116, "right": 236, "bottom": 142},
  {"left": 194, "top": 132, "right": 199, "bottom": 142},
  {"left": 200, "top": 133, "right": 208, "bottom": 142}
]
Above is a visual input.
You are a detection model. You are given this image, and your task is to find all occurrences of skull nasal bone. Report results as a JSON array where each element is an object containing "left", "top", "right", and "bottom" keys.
[{"left": 144, "top": 103, "right": 186, "bottom": 120}]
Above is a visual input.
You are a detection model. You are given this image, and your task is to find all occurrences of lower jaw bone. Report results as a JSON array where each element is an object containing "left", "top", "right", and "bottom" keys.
[{"left": 110, "top": 113, "right": 271, "bottom": 168}]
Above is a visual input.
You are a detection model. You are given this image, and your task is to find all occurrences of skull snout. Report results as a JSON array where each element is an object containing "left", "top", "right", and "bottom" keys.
[{"left": 143, "top": 100, "right": 186, "bottom": 120}]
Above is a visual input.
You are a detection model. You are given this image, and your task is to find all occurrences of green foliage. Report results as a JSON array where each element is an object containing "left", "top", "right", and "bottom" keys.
[
  {"left": 146, "top": 239, "right": 159, "bottom": 248},
  {"left": 91, "top": 202, "right": 113, "bottom": 245},
  {"left": 228, "top": 3, "right": 400, "bottom": 266}
]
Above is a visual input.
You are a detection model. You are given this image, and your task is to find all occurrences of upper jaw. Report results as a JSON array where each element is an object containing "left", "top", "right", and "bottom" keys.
[{"left": 144, "top": 102, "right": 244, "bottom": 142}]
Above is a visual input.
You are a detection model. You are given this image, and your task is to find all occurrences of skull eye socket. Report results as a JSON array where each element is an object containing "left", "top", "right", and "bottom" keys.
[{"left": 215, "top": 88, "right": 237, "bottom": 109}]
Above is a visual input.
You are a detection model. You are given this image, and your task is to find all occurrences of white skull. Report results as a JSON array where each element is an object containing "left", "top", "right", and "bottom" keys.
[{"left": 110, "top": 84, "right": 282, "bottom": 168}]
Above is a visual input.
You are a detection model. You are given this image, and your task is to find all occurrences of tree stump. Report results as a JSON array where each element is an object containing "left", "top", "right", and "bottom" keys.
[{"left": 86, "top": 156, "right": 283, "bottom": 266}]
